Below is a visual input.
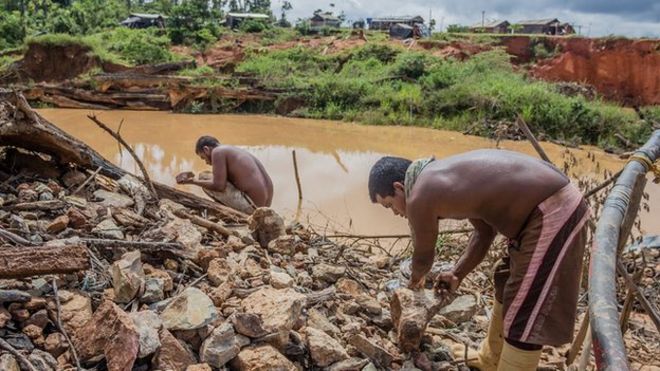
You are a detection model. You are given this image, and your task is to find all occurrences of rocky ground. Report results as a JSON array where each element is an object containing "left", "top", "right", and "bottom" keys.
[{"left": 0, "top": 105, "right": 658, "bottom": 370}]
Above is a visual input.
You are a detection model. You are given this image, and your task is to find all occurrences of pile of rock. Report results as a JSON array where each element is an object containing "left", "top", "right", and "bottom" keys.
[{"left": 0, "top": 171, "right": 482, "bottom": 371}]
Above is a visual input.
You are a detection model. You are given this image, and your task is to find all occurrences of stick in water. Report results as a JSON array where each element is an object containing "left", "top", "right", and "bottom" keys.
[
  {"left": 292, "top": 150, "right": 303, "bottom": 200},
  {"left": 516, "top": 115, "right": 553, "bottom": 164}
]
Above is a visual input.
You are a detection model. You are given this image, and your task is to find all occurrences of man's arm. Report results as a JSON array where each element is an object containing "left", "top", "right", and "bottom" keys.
[
  {"left": 407, "top": 195, "right": 439, "bottom": 289},
  {"left": 452, "top": 218, "right": 497, "bottom": 282},
  {"left": 191, "top": 150, "right": 228, "bottom": 192}
]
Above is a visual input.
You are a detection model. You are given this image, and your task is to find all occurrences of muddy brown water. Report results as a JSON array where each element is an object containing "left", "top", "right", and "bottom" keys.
[{"left": 38, "top": 109, "right": 659, "bottom": 238}]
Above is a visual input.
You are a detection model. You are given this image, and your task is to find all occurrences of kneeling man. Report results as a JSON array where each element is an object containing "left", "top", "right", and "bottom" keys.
[
  {"left": 176, "top": 136, "right": 273, "bottom": 214},
  {"left": 368, "top": 150, "right": 589, "bottom": 371}
]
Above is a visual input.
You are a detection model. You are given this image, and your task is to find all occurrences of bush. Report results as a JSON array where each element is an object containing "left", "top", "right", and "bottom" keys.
[
  {"left": 97, "top": 28, "right": 175, "bottom": 65},
  {"left": 239, "top": 19, "right": 268, "bottom": 33},
  {"left": 391, "top": 52, "right": 430, "bottom": 79},
  {"left": 350, "top": 43, "right": 400, "bottom": 64},
  {"left": 0, "top": 11, "right": 25, "bottom": 49}
]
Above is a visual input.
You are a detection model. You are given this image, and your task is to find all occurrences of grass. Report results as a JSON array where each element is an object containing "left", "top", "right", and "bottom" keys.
[{"left": 234, "top": 44, "right": 651, "bottom": 147}]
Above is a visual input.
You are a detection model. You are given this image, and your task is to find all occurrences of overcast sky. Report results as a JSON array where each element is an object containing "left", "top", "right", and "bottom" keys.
[{"left": 272, "top": 0, "right": 660, "bottom": 37}]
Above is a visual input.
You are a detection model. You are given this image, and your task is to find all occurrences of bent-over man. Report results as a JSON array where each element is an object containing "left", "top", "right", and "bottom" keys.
[
  {"left": 368, "top": 150, "right": 590, "bottom": 371},
  {"left": 176, "top": 136, "right": 273, "bottom": 214}
]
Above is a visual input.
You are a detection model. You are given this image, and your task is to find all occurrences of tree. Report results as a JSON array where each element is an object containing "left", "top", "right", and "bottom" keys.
[
  {"left": 429, "top": 18, "right": 436, "bottom": 31},
  {"left": 446, "top": 24, "right": 468, "bottom": 33},
  {"left": 278, "top": 0, "right": 291, "bottom": 27},
  {"left": 510, "top": 23, "right": 523, "bottom": 34}
]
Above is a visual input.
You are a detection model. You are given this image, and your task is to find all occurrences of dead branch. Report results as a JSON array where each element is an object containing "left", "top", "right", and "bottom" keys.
[
  {"left": 0, "top": 226, "right": 33, "bottom": 245},
  {"left": 172, "top": 208, "right": 234, "bottom": 238},
  {"left": 87, "top": 114, "right": 159, "bottom": 201},
  {"left": 0, "top": 244, "right": 89, "bottom": 279},
  {"left": 0, "top": 337, "right": 38, "bottom": 371},
  {"left": 516, "top": 115, "right": 553, "bottom": 164}
]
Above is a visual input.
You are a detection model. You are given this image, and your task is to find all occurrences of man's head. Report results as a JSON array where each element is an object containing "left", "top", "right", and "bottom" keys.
[
  {"left": 195, "top": 135, "right": 220, "bottom": 165},
  {"left": 368, "top": 156, "right": 412, "bottom": 218}
]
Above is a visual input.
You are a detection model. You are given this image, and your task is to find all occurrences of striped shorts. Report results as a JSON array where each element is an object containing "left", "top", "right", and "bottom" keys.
[{"left": 493, "top": 183, "right": 590, "bottom": 346}]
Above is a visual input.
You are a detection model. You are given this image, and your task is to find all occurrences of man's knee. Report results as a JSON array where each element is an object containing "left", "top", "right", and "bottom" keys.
[{"left": 504, "top": 338, "right": 542, "bottom": 351}]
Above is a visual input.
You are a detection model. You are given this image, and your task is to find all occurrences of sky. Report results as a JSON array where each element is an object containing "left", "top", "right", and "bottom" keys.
[{"left": 272, "top": 0, "right": 660, "bottom": 38}]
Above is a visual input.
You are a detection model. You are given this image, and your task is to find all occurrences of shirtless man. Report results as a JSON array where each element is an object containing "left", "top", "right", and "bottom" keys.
[
  {"left": 368, "top": 150, "right": 590, "bottom": 371},
  {"left": 176, "top": 136, "right": 273, "bottom": 214}
]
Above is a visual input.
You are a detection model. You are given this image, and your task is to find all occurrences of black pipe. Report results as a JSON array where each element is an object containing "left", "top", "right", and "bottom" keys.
[{"left": 589, "top": 130, "right": 660, "bottom": 370}]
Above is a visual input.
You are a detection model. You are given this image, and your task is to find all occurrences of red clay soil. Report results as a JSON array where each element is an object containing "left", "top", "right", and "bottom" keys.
[
  {"left": 530, "top": 38, "right": 660, "bottom": 106},
  {"left": 417, "top": 40, "right": 492, "bottom": 61},
  {"left": 17, "top": 42, "right": 125, "bottom": 82}
]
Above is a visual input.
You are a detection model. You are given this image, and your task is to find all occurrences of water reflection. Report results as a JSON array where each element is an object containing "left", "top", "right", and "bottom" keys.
[{"left": 37, "top": 109, "right": 658, "bottom": 235}]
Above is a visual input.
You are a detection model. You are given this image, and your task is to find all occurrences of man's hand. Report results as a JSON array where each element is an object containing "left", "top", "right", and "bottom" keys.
[
  {"left": 407, "top": 275, "right": 426, "bottom": 290},
  {"left": 176, "top": 171, "right": 195, "bottom": 184},
  {"left": 435, "top": 271, "right": 460, "bottom": 297}
]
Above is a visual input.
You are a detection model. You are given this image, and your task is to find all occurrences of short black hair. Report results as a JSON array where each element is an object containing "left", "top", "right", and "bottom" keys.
[
  {"left": 368, "top": 156, "right": 412, "bottom": 202},
  {"left": 195, "top": 136, "right": 220, "bottom": 153}
]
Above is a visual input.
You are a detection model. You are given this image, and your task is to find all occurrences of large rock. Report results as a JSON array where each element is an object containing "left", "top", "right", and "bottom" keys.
[
  {"left": 0, "top": 354, "right": 20, "bottom": 371},
  {"left": 144, "top": 264, "right": 174, "bottom": 292},
  {"left": 231, "top": 345, "right": 296, "bottom": 371},
  {"left": 437, "top": 294, "right": 477, "bottom": 323},
  {"left": 58, "top": 291, "right": 92, "bottom": 335},
  {"left": 92, "top": 218, "right": 124, "bottom": 240},
  {"left": 130, "top": 310, "right": 162, "bottom": 358},
  {"left": 140, "top": 277, "right": 164, "bottom": 304},
  {"left": 327, "top": 357, "right": 370, "bottom": 371},
  {"left": 28, "top": 349, "right": 58, "bottom": 371},
  {"left": 390, "top": 288, "right": 452, "bottom": 353},
  {"left": 73, "top": 300, "right": 139, "bottom": 371},
  {"left": 207, "top": 258, "right": 233, "bottom": 286},
  {"left": 160, "top": 287, "right": 218, "bottom": 331},
  {"left": 270, "top": 270, "right": 294, "bottom": 289},
  {"left": 241, "top": 288, "right": 305, "bottom": 347},
  {"left": 153, "top": 329, "right": 197, "bottom": 371},
  {"left": 186, "top": 364, "right": 212, "bottom": 371},
  {"left": 307, "top": 308, "right": 340, "bottom": 337},
  {"left": 93, "top": 189, "right": 134, "bottom": 208},
  {"left": 109, "top": 251, "right": 145, "bottom": 304},
  {"left": 306, "top": 327, "right": 349, "bottom": 367},
  {"left": 232, "top": 313, "right": 267, "bottom": 338},
  {"left": 267, "top": 235, "right": 296, "bottom": 256},
  {"left": 312, "top": 264, "right": 346, "bottom": 283},
  {"left": 248, "top": 208, "right": 285, "bottom": 248},
  {"left": 0, "top": 289, "right": 31, "bottom": 303},
  {"left": 44, "top": 332, "right": 68, "bottom": 358},
  {"left": 46, "top": 215, "right": 69, "bottom": 234},
  {"left": 200, "top": 322, "right": 249, "bottom": 368},
  {"left": 348, "top": 334, "right": 394, "bottom": 368}
]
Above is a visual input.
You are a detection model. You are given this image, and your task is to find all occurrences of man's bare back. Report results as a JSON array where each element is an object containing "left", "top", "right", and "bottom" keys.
[
  {"left": 211, "top": 146, "right": 273, "bottom": 207},
  {"left": 409, "top": 149, "right": 568, "bottom": 238},
  {"left": 176, "top": 136, "right": 273, "bottom": 208}
]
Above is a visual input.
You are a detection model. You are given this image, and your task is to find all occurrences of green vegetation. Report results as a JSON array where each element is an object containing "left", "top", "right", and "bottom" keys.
[{"left": 236, "top": 44, "right": 652, "bottom": 147}]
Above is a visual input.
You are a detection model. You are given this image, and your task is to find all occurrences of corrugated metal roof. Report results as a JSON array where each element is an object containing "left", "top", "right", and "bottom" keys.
[
  {"left": 469, "top": 20, "right": 509, "bottom": 28},
  {"left": 517, "top": 18, "right": 559, "bottom": 25},
  {"left": 226, "top": 12, "right": 270, "bottom": 19},
  {"left": 372, "top": 15, "right": 424, "bottom": 22},
  {"left": 129, "top": 13, "right": 166, "bottom": 19}
]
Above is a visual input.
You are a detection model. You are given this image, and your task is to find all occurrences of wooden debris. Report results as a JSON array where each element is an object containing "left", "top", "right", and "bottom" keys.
[{"left": 0, "top": 244, "right": 89, "bottom": 278}]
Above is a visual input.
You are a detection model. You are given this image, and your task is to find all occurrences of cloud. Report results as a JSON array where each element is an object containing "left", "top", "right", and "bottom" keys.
[{"left": 278, "top": 0, "right": 660, "bottom": 37}]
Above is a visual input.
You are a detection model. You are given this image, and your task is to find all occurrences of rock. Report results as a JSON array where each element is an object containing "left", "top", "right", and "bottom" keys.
[
  {"left": 438, "top": 295, "right": 477, "bottom": 323},
  {"left": 46, "top": 215, "right": 69, "bottom": 234},
  {"left": 307, "top": 308, "right": 340, "bottom": 337},
  {"left": 186, "top": 364, "right": 213, "bottom": 371},
  {"left": 144, "top": 264, "right": 174, "bottom": 292},
  {"left": 312, "top": 264, "right": 346, "bottom": 283},
  {"left": 348, "top": 334, "right": 394, "bottom": 368},
  {"left": 370, "top": 255, "right": 390, "bottom": 269},
  {"left": 306, "top": 326, "right": 349, "bottom": 367},
  {"left": 62, "top": 170, "right": 87, "bottom": 187},
  {"left": 267, "top": 235, "right": 296, "bottom": 256},
  {"left": 241, "top": 288, "right": 305, "bottom": 347},
  {"left": 110, "top": 251, "right": 145, "bottom": 304},
  {"left": 92, "top": 218, "right": 124, "bottom": 240},
  {"left": 232, "top": 345, "right": 296, "bottom": 371},
  {"left": 10, "top": 305, "right": 30, "bottom": 322},
  {"left": 22, "top": 324, "right": 43, "bottom": 339},
  {"left": 73, "top": 300, "right": 139, "bottom": 371},
  {"left": 93, "top": 189, "right": 134, "bottom": 208},
  {"left": 39, "top": 191, "right": 54, "bottom": 201},
  {"left": 207, "top": 258, "right": 233, "bottom": 286},
  {"left": 209, "top": 281, "right": 234, "bottom": 307},
  {"left": 130, "top": 310, "right": 162, "bottom": 358},
  {"left": 200, "top": 322, "right": 249, "bottom": 368},
  {"left": 390, "top": 288, "right": 452, "bottom": 353},
  {"left": 161, "top": 287, "right": 218, "bottom": 331},
  {"left": 66, "top": 208, "right": 87, "bottom": 229},
  {"left": 140, "top": 277, "right": 164, "bottom": 304},
  {"left": 58, "top": 291, "right": 92, "bottom": 335},
  {"left": 44, "top": 332, "right": 68, "bottom": 357},
  {"left": 24, "top": 297, "right": 47, "bottom": 311},
  {"left": 0, "top": 289, "right": 32, "bottom": 303},
  {"left": 356, "top": 295, "right": 382, "bottom": 315},
  {"left": 248, "top": 208, "right": 285, "bottom": 248},
  {"left": 3, "top": 332, "right": 34, "bottom": 351},
  {"left": 0, "top": 354, "right": 19, "bottom": 371},
  {"left": 328, "top": 357, "right": 370, "bottom": 371},
  {"left": 18, "top": 188, "right": 38, "bottom": 203},
  {"left": 153, "top": 329, "right": 197, "bottom": 371},
  {"left": 232, "top": 312, "right": 267, "bottom": 338},
  {"left": 270, "top": 270, "right": 294, "bottom": 289},
  {"left": 362, "top": 363, "right": 378, "bottom": 371},
  {"left": 0, "top": 306, "right": 11, "bottom": 327},
  {"left": 28, "top": 349, "right": 58, "bottom": 371}
]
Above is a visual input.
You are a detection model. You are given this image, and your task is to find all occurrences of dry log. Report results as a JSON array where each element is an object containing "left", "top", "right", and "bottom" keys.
[
  {"left": 0, "top": 90, "right": 247, "bottom": 222},
  {"left": 172, "top": 208, "right": 234, "bottom": 237},
  {"left": 7, "top": 200, "right": 67, "bottom": 211},
  {"left": 0, "top": 244, "right": 89, "bottom": 278}
]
